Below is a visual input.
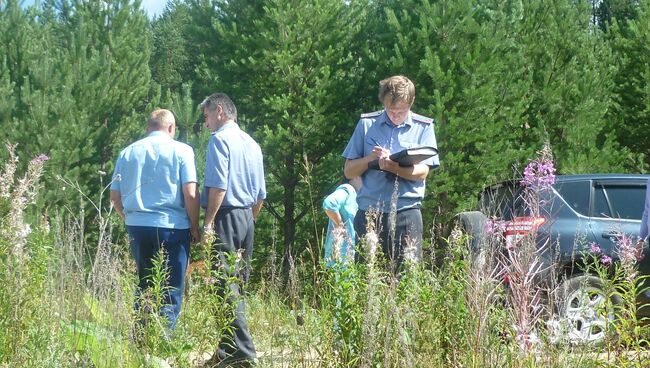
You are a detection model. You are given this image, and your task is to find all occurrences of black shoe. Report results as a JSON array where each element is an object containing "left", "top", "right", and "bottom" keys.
[{"left": 203, "top": 353, "right": 257, "bottom": 368}]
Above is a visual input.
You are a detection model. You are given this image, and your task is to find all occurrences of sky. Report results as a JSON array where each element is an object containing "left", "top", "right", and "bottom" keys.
[
  {"left": 139, "top": 0, "right": 169, "bottom": 18},
  {"left": 21, "top": 0, "right": 171, "bottom": 18}
]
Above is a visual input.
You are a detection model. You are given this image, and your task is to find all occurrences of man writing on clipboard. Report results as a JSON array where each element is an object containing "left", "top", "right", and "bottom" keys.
[{"left": 342, "top": 75, "right": 439, "bottom": 271}]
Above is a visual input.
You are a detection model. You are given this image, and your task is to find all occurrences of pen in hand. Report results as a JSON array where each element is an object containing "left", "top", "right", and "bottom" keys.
[{"left": 370, "top": 138, "right": 383, "bottom": 148}]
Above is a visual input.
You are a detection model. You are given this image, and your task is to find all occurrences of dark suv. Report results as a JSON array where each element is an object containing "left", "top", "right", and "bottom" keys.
[{"left": 457, "top": 174, "right": 650, "bottom": 344}]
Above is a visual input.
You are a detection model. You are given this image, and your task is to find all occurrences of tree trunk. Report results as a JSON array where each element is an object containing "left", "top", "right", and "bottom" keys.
[{"left": 283, "top": 153, "right": 296, "bottom": 254}]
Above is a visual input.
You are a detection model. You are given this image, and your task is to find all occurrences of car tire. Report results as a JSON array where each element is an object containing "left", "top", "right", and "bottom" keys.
[
  {"left": 456, "top": 211, "right": 490, "bottom": 271},
  {"left": 457, "top": 211, "right": 487, "bottom": 252},
  {"left": 552, "top": 275, "right": 619, "bottom": 345}
]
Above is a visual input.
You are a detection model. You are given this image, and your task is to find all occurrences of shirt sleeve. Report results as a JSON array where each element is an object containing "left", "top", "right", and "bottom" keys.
[
  {"left": 257, "top": 146, "right": 267, "bottom": 201},
  {"left": 641, "top": 178, "right": 650, "bottom": 240},
  {"left": 110, "top": 154, "right": 123, "bottom": 191},
  {"left": 179, "top": 144, "right": 198, "bottom": 184},
  {"left": 323, "top": 185, "right": 351, "bottom": 212},
  {"left": 204, "top": 135, "right": 229, "bottom": 190},
  {"left": 342, "top": 120, "right": 366, "bottom": 160},
  {"left": 419, "top": 124, "right": 440, "bottom": 168}
]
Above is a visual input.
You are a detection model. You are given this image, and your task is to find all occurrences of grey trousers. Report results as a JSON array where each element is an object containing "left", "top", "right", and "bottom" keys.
[{"left": 212, "top": 207, "right": 257, "bottom": 364}]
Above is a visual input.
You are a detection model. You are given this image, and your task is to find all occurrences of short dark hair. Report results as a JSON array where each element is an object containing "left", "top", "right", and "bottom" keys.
[{"left": 200, "top": 93, "right": 238, "bottom": 120}]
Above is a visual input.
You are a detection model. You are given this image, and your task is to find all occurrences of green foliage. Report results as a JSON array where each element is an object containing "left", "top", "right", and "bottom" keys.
[
  {"left": 4, "top": 152, "right": 650, "bottom": 367},
  {"left": 578, "top": 249, "right": 650, "bottom": 367},
  {"left": 178, "top": 247, "right": 242, "bottom": 362},
  {"left": 594, "top": 0, "right": 640, "bottom": 32},
  {"left": 149, "top": 0, "right": 193, "bottom": 93},
  {"left": 0, "top": 0, "right": 154, "bottom": 219},
  {"left": 63, "top": 314, "right": 144, "bottom": 367},
  {"left": 188, "top": 0, "right": 371, "bottom": 252},
  {"left": 371, "top": 0, "right": 628, "bottom": 230},
  {"left": 605, "top": 0, "right": 650, "bottom": 171},
  {"left": 4, "top": 1, "right": 650, "bottom": 364},
  {"left": 322, "top": 265, "right": 365, "bottom": 364},
  {"left": 4, "top": 0, "right": 650, "bottom": 258}
]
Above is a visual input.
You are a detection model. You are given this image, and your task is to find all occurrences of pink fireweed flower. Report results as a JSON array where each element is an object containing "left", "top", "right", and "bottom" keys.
[
  {"left": 30, "top": 154, "right": 50, "bottom": 165},
  {"left": 601, "top": 255, "right": 612, "bottom": 266},
  {"left": 589, "top": 242, "right": 602, "bottom": 254},
  {"left": 616, "top": 232, "right": 644, "bottom": 265},
  {"left": 521, "top": 160, "right": 556, "bottom": 189},
  {"left": 485, "top": 219, "right": 507, "bottom": 236},
  {"left": 521, "top": 144, "right": 555, "bottom": 190}
]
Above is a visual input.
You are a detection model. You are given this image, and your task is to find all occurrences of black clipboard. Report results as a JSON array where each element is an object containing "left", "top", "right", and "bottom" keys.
[{"left": 368, "top": 146, "right": 438, "bottom": 170}]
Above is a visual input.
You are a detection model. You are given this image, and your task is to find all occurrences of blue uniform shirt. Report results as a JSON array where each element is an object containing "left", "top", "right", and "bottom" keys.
[
  {"left": 110, "top": 131, "right": 197, "bottom": 229},
  {"left": 201, "top": 122, "right": 266, "bottom": 208},
  {"left": 342, "top": 110, "right": 439, "bottom": 212}
]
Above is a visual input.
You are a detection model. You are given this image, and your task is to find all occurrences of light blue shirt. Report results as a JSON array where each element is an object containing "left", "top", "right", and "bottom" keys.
[
  {"left": 641, "top": 178, "right": 650, "bottom": 240},
  {"left": 323, "top": 184, "right": 358, "bottom": 266},
  {"left": 342, "top": 110, "right": 439, "bottom": 212},
  {"left": 110, "top": 131, "right": 197, "bottom": 229},
  {"left": 201, "top": 122, "right": 266, "bottom": 208}
]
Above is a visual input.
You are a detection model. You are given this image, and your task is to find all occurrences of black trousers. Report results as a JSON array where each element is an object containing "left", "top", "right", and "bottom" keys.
[
  {"left": 211, "top": 207, "right": 257, "bottom": 364},
  {"left": 353, "top": 207, "right": 423, "bottom": 272}
]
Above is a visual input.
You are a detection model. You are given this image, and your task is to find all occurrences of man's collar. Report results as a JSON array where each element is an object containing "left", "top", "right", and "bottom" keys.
[
  {"left": 216, "top": 121, "right": 239, "bottom": 133},
  {"left": 148, "top": 131, "right": 170, "bottom": 138},
  {"left": 380, "top": 111, "right": 413, "bottom": 128}
]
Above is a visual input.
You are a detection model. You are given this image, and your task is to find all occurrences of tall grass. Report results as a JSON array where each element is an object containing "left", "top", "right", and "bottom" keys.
[{"left": 2, "top": 141, "right": 650, "bottom": 367}]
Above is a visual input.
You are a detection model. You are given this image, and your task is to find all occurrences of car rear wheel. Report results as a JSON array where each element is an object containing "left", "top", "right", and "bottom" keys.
[
  {"left": 552, "top": 275, "right": 619, "bottom": 345},
  {"left": 457, "top": 211, "right": 487, "bottom": 252},
  {"left": 456, "top": 211, "right": 488, "bottom": 269}
]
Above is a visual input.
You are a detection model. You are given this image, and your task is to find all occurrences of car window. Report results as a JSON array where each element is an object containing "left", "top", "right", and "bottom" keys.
[
  {"left": 480, "top": 184, "right": 526, "bottom": 220},
  {"left": 555, "top": 181, "right": 589, "bottom": 216},
  {"left": 592, "top": 184, "right": 645, "bottom": 220},
  {"left": 480, "top": 182, "right": 555, "bottom": 220}
]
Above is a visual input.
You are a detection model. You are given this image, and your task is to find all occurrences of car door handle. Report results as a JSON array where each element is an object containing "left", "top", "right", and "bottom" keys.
[{"left": 601, "top": 232, "right": 618, "bottom": 239}]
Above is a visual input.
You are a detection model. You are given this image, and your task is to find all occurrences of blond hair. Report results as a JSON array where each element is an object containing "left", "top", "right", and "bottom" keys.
[
  {"left": 378, "top": 75, "right": 415, "bottom": 105},
  {"left": 147, "top": 109, "right": 175, "bottom": 130}
]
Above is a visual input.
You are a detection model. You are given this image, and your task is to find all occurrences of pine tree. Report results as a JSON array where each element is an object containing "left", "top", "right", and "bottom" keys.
[
  {"left": 0, "top": 0, "right": 154, "bottom": 215},
  {"left": 150, "top": 0, "right": 193, "bottom": 94},
  {"left": 606, "top": 0, "right": 650, "bottom": 170},
  {"left": 189, "top": 0, "right": 369, "bottom": 253},
  {"left": 373, "top": 0, "right": 624, "bottom": 223},
  {"left": 594, "top": 0, "right": 640, "bottom": 32}
]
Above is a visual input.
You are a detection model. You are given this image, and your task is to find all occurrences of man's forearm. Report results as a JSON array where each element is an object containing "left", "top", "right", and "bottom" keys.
[
  {"left": 110, "top": 189, "right": 125, "bottom": 220},
  {"left": 344, "top": 157, "right": 375, "bottom": 178},
  {"left": 393, "top": 163, "right": 430, "bottom": 181},
  {"left": 182, "top": 182, "right": 200, "bottom": 230},
  {"left": 252, "top": 199, "right": 264, "bottom": 220},
  {"left": 204, "top": 187, "right": 226, "bottom": 229}
]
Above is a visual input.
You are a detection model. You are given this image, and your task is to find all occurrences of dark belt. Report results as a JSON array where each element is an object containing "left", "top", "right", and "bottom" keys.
[
  {"left": 219, "top": 205, "right": 252, "bottom": 210},
  {"left": 360, "top": 205, "right": 421, "bottom": 215}
]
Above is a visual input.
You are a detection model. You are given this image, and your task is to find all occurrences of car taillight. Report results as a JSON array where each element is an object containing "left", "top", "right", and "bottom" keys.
[{"left": 503, "top": 216, "right": 546, "bottom": 249}]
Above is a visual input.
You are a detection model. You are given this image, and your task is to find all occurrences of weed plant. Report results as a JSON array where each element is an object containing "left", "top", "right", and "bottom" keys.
[{"left": 3, "top": 141, "right": 650, "bottom": 367}]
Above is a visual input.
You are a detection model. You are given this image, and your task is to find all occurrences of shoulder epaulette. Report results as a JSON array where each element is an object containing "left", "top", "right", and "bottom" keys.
[
  {"left": 412, "top": 112, "right": 434, "bottom": 124},
  {"left": 360, "top": 110, "right": 383, "bottom": 119}
]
